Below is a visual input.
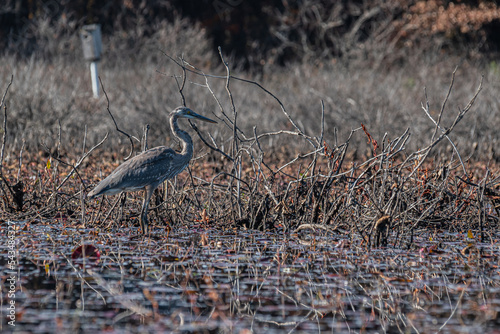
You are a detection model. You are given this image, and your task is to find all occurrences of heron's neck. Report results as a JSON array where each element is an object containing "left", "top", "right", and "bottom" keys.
[{"left": 170, "top": 114, "right": 193, "bottom": 159}]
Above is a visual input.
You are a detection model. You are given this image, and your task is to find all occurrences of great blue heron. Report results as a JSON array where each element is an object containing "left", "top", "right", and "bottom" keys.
[{"left": 87, "top": 106, "right": 217, "bottom": 234}]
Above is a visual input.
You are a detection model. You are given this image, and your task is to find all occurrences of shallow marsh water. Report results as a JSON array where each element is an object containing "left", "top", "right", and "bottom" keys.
[{"left": 1, "top": 220, "right": 500, "bottom": 333}]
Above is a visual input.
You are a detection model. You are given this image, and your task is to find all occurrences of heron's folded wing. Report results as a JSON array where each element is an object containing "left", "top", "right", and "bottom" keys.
[{"left": 89, "top": 147, "right": 180, "bottom": 196}]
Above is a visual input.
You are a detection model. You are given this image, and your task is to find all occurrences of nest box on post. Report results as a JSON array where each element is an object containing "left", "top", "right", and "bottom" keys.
[{"left": 80, "top": 24, "right": 102, "bottom": 98}]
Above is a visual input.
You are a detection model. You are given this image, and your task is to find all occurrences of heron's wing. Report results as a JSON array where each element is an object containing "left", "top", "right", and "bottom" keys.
[{"left": 89, "top": 147, "right": 187, "bottom": 197}]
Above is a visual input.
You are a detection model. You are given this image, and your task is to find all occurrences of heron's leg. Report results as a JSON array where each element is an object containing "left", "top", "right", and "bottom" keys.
[
  {"left": 140, "top": 186, "right": 154, "bottom": 234},
  {"left": 119, "top": 193, "right": 127, "bottom": 222}
]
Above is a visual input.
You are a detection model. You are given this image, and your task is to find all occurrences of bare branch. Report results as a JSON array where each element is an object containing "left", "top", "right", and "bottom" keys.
[{"left": 99, "top": 77, "right": 139, "bottom": 160}]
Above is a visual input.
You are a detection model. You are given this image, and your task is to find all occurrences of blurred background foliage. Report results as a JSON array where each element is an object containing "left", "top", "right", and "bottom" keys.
[
  {"left": 0, "top": 0, "right": 499, "bottom": 162},
  {"left": 2, "top": 0, "right": 500, "bottom": 67}
]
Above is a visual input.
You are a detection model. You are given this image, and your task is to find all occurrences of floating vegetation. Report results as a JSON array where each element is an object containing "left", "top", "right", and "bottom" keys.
[{"left": 1, "top": 222, "right": 499, "bottom": 332}]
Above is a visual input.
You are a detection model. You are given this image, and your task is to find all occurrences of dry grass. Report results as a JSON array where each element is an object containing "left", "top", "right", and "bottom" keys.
[{"left": 2, "top": 52, "right": 500, "bottom": 158}]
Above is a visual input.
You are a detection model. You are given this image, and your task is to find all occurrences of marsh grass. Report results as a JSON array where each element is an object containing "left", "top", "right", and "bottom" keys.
[{"left": 1, "top": 46, "right": 498, "bottom": 242}]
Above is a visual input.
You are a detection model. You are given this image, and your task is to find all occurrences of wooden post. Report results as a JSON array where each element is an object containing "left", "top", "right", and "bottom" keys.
[{"left": 80, "top": 24, "right": 102, "bottom": 98}]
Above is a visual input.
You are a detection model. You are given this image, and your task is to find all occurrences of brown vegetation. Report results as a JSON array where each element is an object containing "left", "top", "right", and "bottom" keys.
[{"left": 1, "top": 54, "right": 497, "bottom": 243}]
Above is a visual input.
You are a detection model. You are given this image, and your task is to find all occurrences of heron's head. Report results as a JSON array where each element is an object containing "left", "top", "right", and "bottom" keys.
[{"left": 172, "top": 106, "right": 217, "bottom": 123}]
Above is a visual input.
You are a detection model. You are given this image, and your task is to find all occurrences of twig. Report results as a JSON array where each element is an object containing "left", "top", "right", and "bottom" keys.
[
  {"left": 160, "top": 49, "right": 316, "bottom": 148},
  {"left": 420, "top": 71, "right": 467, "bottom": 175},
  {"left": 437, "top": 282, "right": 469, "bottom": 332},
  {"left": 403, "top": 73, "right": 483, "bottom": 183},
  {"left": 47, "top": 133, "right": 109, "bottom": 203},
  {"left": 0, "top": 75, "right": 13, "bottom": 168},
  {"left": 0, "top": 75, "right": 15, "bottom": 206},
  {"left": 99, "top": 77, "right": 139, "bottom": 160},
  {"left": 188, "top": 121, "right": 233, "bottom": 161},
  {"left": 16, "top": 139, "right": 25, "bottom": 182},
  {"left": 176, "top": 55, "right": 187, "bottom": 106},
  {"left": 219, "top": 47, "right": 242, "bottom": 218},
  {"left": 142, "top": 124, "right": 150, "bottom": 151}
]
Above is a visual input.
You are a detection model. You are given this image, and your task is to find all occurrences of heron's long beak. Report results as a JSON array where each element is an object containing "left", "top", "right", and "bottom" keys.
[{"left": 190, "top": 111, "right": 217, "bottom": 124}]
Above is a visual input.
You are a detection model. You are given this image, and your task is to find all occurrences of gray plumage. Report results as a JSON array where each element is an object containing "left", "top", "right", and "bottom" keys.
[{"left": 88, "top": 106, "right": 216, "bottom": 234}]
